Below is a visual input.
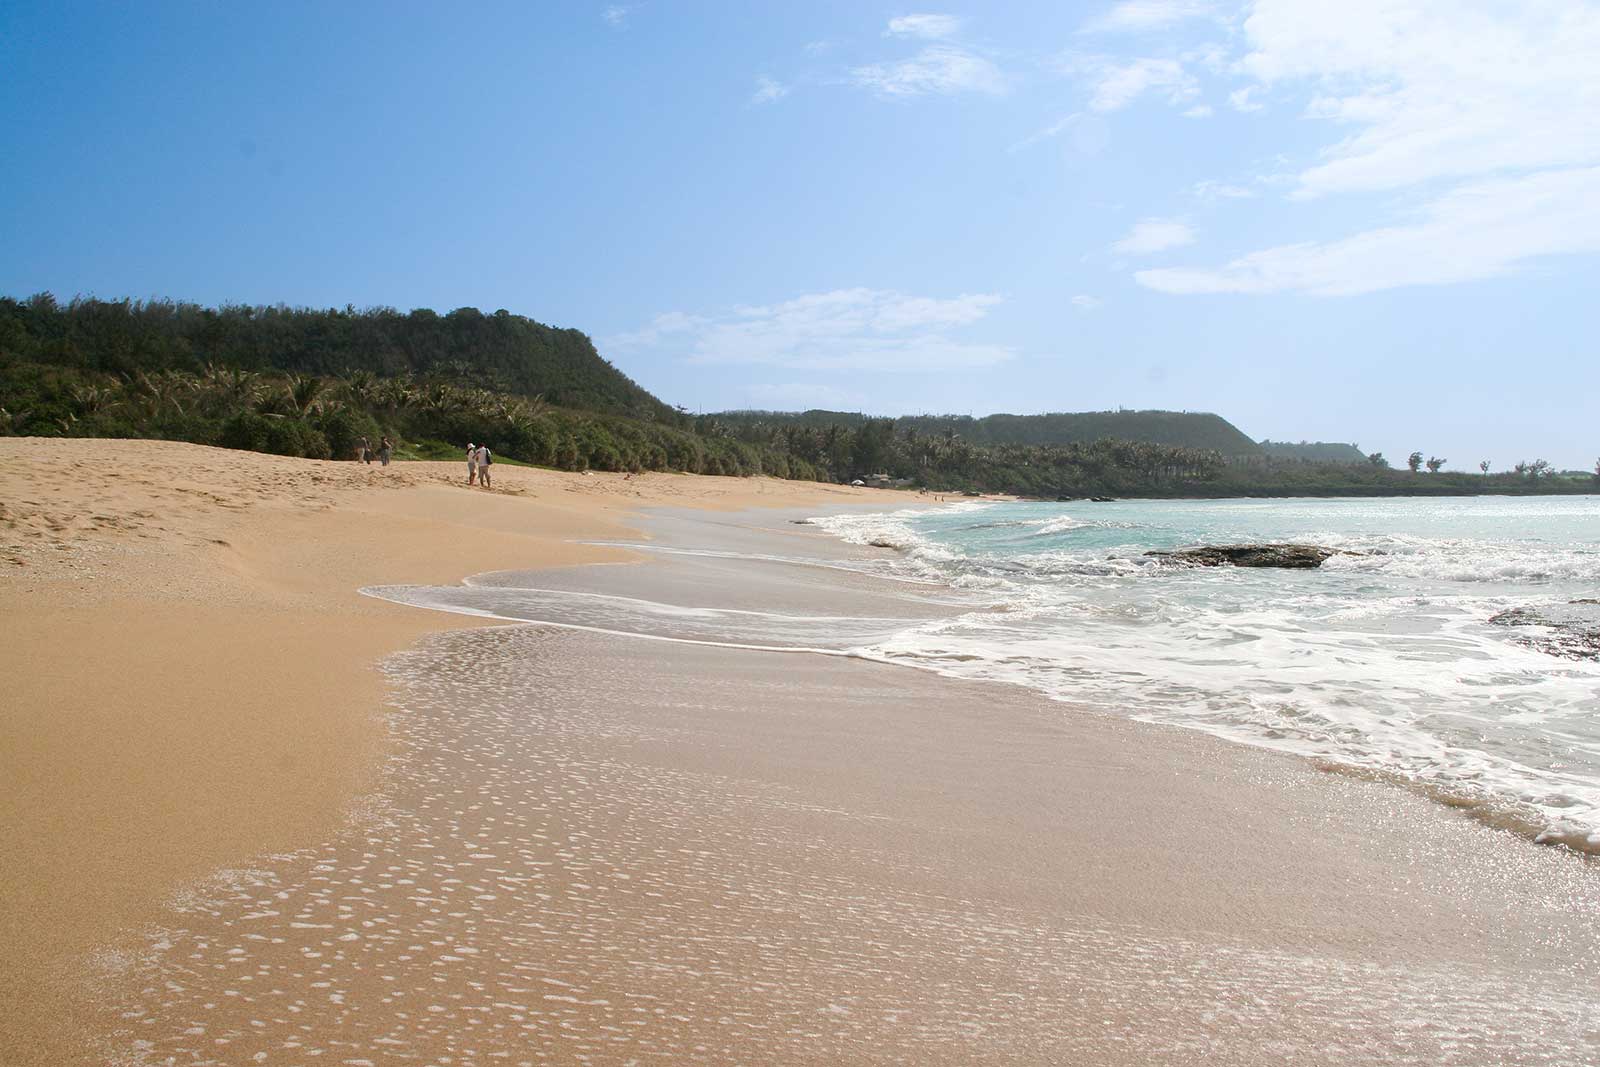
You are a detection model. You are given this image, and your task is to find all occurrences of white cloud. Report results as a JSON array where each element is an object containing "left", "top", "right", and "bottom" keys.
[
  {"left": 886, "top": 14, "right": 964, "bottom": 39},
  {"left": 1071, "top": 55, "right": 1199, "bottom": 111},
  {"left": 601, "top": 5, "right": 631, "bottom": 28},
  {"left": 1009, "top": 112, "right": 1082, "bottom": 152},
  {"left": 851, "top": 46, "right": 1008, "bottom": 98},
  {"left": 1132, "top": 1, "right": 1600, "bottom": 297},
  {"left": 1112, "top": 218, "right": 1196, "bottom": 254},
  {"left": 743, "top": 383, "right": 866, "bottom": 410},
  {"left": 751, "top": 77, "right": 789, "bottom": 105},
  {"left": 614, "top": 289, "right": 1014, "bottom": 371},
  {"left": 1084, "top": 1, "right": 1214, "bottom": 33},
  {"left": 1228, "top": 86, "right": 1263, "bottom": 112},
  {"left": 1135, "top": 166, "right": 1600, "bottom": 295},
  {"left": 1236, "top": 0, "right": 1600, "bottom": 197},
  {"left": 1070, "top": 294, "right": 1105, "bottom": 311},
  {"left": 608, "top": 310, "right": 710, "bottom": 349},
  {"left": 1191, "top": 179, "right": 1256, "bottom": 199},
  {"left": 1183, "top": 103, "right": 1214, "bottom": 118}
]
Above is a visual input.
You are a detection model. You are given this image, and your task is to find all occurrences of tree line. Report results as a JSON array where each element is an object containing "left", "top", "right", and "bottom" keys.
[{"left": 3, "top": 293, "right": 1593, "bottom": 497}]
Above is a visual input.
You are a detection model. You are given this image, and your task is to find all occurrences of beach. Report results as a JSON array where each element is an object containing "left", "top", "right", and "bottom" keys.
[
  {"left": 4, "top": 438, "right": 1599, "bottom": 1065},
  {"left": 0, "top": 438, "right": 875, "bottom": 1064}
]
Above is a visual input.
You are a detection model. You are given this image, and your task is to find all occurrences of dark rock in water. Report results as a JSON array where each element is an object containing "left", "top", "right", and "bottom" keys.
[
  {"left": 1488, "top": 600, "right": 1600, "bottom": 660},
  {"left": 1145, "top": 543, "right": 1340, "bottom": 569},
  {"left": 1090, "top": 496, "right": 1115, "bottom": 502},
  {"left": 867, "top": 538, "right": 899, "bottom": 549},
  {"left": 790, "top": 519, "right": 814, "bottom": 525}
]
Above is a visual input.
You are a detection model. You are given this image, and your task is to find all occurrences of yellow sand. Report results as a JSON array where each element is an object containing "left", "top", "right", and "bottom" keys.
[{"left": 0, "top": 437, "right": 878, "bottom": 1064}]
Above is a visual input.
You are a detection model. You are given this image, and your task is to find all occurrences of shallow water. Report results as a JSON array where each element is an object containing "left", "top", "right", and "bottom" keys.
[
  {"left": 814, "top": 496, "right": 1600, "bottom": 851},
  {"left": 373, "top": 496, "right": 1600, "bottom": 851},
  {"left": 88, "top": 627, "right": 1600, "bottom": 1066}
]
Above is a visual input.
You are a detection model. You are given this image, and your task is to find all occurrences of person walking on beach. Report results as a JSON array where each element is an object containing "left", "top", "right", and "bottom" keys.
[
  {"left": 378, "top": 436, "right": 392, "bottom": 465},
  {"left": 476, "top": 444, "right": 492, "bottom": 489},
  {"left": 466, "top": 442, "right": 478, "bottom": 485},
  {"left": 356, "top": 435, "right": 371, "bottom": 464}
]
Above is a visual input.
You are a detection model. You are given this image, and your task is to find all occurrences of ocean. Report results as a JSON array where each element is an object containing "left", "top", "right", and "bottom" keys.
[
  {"left": 815, "top": 496, "right": 1600, "bottom": 853},
  {"left": 369, "top": 494, "right": 1600, "bottom": 855}
]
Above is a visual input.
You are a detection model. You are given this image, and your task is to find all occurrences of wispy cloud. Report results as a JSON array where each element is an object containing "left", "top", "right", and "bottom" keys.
[
  {"left": 1136, "top": 166, "right": 1600, "bottom": 295},
  {"left": 1009, "top": 112, "right": 1082, "bottom": 152},
  {"left": 1112, "top": 218, "right": 1196, "bottom": 254},
  {"left": 611, "top": 289, "right": 1014, "bottom": 371},
  {"left": 1227, "top": 86, "right": 1262, "bottom": 112},
  {"left": 851, "top": 45, "right": 1007, "bottom": 98},
  {"left": 886, "top": 14, "right": 964, "bottom": 40},
  {"left": 1238, "top": 0, "right": 1600, "bottom": 199},
  {"left": 1191, "top": 179, "right": 1256, "bottom": 199},
  {"left": 1070, "top": 294, "right": 1105, "bottom": 311},
  {"left": 601, "top": 5, "right": 631, "bottom": 29},
  {"left": 608, "top": 310, "right": 709, "bottom": 350},
  {"left": 750, "top": 77, "right": 789, "bottom": 105},
  {"left": 1066, "top": 55, "right": 1199, "bottom": 111},
  {"left": 1083, "top": 1, "right": 1215, "bottom": 33},
  {"left": 1134, "top": 0, "right": 1600, "bottom": 297},
  {"left": 743, "top": 383, "right": 867, "bottom": 410}
]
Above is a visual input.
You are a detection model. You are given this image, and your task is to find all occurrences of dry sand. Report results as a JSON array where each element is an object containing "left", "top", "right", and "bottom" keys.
[
  {"left": 5, "top": 438, "right": 1599, "bottom": 1065},
  {"left": 0, "top": 438, "right": 877, "bottom": 1064}
]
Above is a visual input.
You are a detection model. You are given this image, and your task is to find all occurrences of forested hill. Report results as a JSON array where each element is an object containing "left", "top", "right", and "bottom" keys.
[
  {"left": 715, "top": 409, "right": 1265, "bottom": 456},
  {"left": 1259, "top": 440, "right": 1368, "bottom": 464},
  {"left": 0, "top": 296, "right": 673, "bottom": 422}
]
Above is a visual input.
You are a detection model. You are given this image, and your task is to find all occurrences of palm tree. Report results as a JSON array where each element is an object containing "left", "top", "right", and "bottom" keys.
[
  {"left": 284, "top": 374, "right": 327, "bottom": 418},
  {"left": 340, "top": 369, "right": 380, "bottom": 411},
  {"left": 1479, "top": 460, "right": 1490, "bottom": 476},
  {"left": 201, "top": 365, "right": 261, "bottom": 414}
]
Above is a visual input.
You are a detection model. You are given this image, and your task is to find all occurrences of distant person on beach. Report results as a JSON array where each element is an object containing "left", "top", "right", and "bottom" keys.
[
  {"left": 357, "top": 435, "right": 371, "bottom": 464},
  {"left": 378, "top": 437, "right": 392, "bottom": 465},
  {"left": 466, "top": 442, "right": 478, "bottom": 485},
  {"left": 476, "top": 444, "right": 492, "bottom": 489}
]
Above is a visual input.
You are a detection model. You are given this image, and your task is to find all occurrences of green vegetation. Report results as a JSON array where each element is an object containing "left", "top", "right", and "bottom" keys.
[
  {"left": 1259, "top": 440, "right": 1368, "bottom": 464},
  {"left": 3, "top": 294, "right": 1594, "bottom": 499},
  {"left": 0, "top": 293, "right": 669, "bottom": 420},
  {"left": 717, "top": 408, "right": 1265, "bottom": 456}
]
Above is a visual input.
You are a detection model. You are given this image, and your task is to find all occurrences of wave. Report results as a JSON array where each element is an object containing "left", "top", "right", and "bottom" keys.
[{"left": 808, "top": 499, "right": 1600, "bottom": 854}]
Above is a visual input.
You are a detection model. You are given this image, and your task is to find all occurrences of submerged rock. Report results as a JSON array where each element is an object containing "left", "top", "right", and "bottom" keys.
[
  {"left": 1145, "top": 543, "right": 1341, "bottom": 569},
  {"left": 1488, "top": 600, "right": 1600, "bottom": 660}
]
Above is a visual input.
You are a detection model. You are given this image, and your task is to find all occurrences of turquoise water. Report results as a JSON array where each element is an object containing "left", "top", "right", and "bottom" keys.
[{"left": 817, "top": 496, "right": 1600, "bottom": 851}]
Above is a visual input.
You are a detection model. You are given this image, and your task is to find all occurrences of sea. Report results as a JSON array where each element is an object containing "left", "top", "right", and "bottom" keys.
[
  {"left": 369, "top": 494, "right": 1600, "bottom": 855},
  {"left": 815, "top": 496, "right": 1600, "bottom": 853}
]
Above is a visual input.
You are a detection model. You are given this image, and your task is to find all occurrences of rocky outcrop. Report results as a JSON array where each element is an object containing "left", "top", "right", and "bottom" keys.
[
  {"left": 1144, "top": 543, "right": 1341, "bottom": 569},
  {"left": 1488, "top": 600, "right": 1600, "bottom": 660}
]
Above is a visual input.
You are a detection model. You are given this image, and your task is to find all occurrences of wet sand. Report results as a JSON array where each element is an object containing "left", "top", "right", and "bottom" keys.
[
  {"left": 56, "top": 501, "right": 1600, "bottom": 1065},
  {"left": 79, "top": 624, "right": 1600, "bottom": 1065},
  {"left": 6, "top": 439, "right": 1599, "bottom": 1064},
  {"left": 0, "top": 438, "right": 879, "bottom": 1065}
]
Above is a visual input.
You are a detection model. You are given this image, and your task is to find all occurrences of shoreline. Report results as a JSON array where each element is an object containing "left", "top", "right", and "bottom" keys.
[
  {"left": 6, "top": 438, "right": 1599, "bottom": 1064},
  {"left": 72, "top": 541, "right": 1600, "bottom": 1063},
  {"left": 0, "top": 438, "right": 886, "bottom": 1066},
  {"left": 374, "top": 501, "right": 1600, "bottom": 861}
]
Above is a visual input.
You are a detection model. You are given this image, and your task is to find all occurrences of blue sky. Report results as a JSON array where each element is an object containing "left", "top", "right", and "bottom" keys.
[{"left": 3, "top": 1, "right": 1597, "bottom": 469}]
